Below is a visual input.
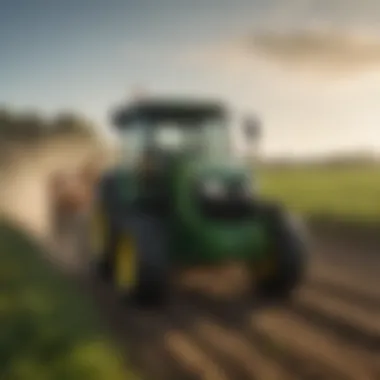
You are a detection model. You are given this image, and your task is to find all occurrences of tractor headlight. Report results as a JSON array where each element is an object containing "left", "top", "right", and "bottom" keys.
[{"left": 201, "top": 179, "right": 226, "bottom": 198}]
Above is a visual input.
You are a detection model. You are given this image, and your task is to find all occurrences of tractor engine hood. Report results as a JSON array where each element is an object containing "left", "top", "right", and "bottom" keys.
[
  {"left": 192, "top": 159, "right": 256, "bottom": 197},
  {"left": 179, "top": 160, "right": 258, "bottom": 222},
  {"left": 174, "top": 159, "right": 264, "bottom": 261},
  {"left": 135, "top": 150, "right": 258, "bottom": 221}
]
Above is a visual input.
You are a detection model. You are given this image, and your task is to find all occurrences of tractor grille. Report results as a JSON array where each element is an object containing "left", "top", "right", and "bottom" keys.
[
  {"left": 194, "top": 179, "right": 256, "bottom": 221},
  {"left": 197, "top": 197, "right": 254, "bottom": 221}
]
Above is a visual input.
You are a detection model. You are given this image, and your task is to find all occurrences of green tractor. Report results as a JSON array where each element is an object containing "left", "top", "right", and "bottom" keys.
[{"left": 89, "top": 98, "right": 308, "bottom": 307}]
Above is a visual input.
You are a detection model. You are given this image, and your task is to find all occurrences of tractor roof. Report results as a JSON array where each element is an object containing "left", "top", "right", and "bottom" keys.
[{"left": 112, "top": 98, "right": 227, "bottom": 128}]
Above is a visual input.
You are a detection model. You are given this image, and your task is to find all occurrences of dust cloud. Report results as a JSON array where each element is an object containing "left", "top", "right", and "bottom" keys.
[{"left": 0, "top": 137, "right": 116, "bottom": 244}]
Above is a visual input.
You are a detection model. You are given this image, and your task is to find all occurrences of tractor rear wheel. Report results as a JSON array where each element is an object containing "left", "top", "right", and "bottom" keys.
[{"left": 254, "top": 204, "right": 308, "bottom": 300}]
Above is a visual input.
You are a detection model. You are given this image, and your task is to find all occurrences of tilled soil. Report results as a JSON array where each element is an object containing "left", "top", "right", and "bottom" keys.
[
  {"left": 71, "top": 232, "right": 380, "bottom": 380},
  {"left": 4, "top": 141, "right": 377, "bottom": 380}
]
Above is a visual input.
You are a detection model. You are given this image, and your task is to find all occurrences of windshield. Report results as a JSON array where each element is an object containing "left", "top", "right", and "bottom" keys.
[
  {"left": 119, "top": 116, "right": 231, "bottom": 163},
  {"left": 119, "top": 119, "right": 147, "bottom": 166}
]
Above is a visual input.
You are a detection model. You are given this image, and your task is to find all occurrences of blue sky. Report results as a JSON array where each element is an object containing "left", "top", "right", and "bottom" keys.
[
  {"left": 1, "top": 0, "right": 380, "bottom": 157},
  {"left": 0, "top": 1, "right": 258, "bottom": 117}
]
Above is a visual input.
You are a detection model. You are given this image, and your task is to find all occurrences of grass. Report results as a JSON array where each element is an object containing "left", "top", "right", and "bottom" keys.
[
  {"left": 258, "top": 164, "right": 380, "bottom": 222},
  {"left": 0, "top": 220, "right": 140, "bottom": 380}
]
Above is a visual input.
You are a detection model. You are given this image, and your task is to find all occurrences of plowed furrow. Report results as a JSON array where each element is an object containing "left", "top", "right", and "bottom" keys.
[
  {"left": 176, "top": 294, "right": 345, "bottom": 379},
  {"left": 292, "top": 287, "right": 380, "bottom": 350},
  {"left": 250, "top": 308, "right": 377, "bottom": 380},
  {"left": 309, "top": 264, "right": 380, "bottom": 300},
  {"left": 194, "top": 318, "right": 293, "bottom": 380},
  {"left": 306, "top": 278, "right": 380, "bottom": 313},
  {"left": 79, "top": 279, "right": 196, "bottom": 380},
  {"left": 164, "top": 330, "right": 229, "bottom": 380},
  {"left": 167, "top": 302, "right": 293, "bottom": 380},
  {"left": 158, "top": 310, "right": 252, "bottom": 380},
  {"left": 179, "top": 288, "right": 380, "bottom": 379},
  {"left": 79, "top": 277, "right": 380, "bottom": 380}
]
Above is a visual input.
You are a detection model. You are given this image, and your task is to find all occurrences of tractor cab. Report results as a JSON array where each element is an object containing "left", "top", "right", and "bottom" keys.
[
  {"left": 112, "top": 98, "right": 260, "bottom": 169},
  {"left": 109, "top": 97, "right": 263, "bottom": 219}
]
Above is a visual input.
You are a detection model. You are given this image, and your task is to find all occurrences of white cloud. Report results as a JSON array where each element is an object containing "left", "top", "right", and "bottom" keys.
[
  {"left": 180, "top": 26, "right": 380, "bottom": 77},
  {"left": 250, "top": 0, "right": 380, "bottom": 73},
  {"left": 177, "top": 39, "right": 380, "bottom": 157},
  {"left": 247, "top": 28, "right": 380, "bottom": 73},
  {"left": 172, "top": 0, "right": 380, "bottom": 157}
]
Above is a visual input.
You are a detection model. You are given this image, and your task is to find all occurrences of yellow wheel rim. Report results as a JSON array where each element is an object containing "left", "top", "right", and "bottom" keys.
[
  {"left": 90, "top": 206, "right": 106, "bottom": 256},
  {"left": 115, "top": 234, "right": 136, "bottom": 289}
]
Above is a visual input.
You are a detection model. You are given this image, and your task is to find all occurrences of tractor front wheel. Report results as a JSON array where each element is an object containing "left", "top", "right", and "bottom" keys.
[
  {"left": 88, "top": 174, "right": 170, "bottom": 308},
  {"left": 93, "top": 208, "right": 168, "bottom": 306},
  {"left": 254, "top": 204, "right": 309, "bottom": 300}
]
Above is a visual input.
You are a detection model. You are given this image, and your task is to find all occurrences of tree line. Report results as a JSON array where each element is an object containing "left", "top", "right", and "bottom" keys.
[{"left": 0, "top": 107, "right": 97, "bottom": 144}]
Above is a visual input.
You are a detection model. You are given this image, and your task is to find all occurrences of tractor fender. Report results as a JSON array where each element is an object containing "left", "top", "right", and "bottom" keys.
[
  {"left": 285, "top": 212, "right": 310, "bottom": 248},
  {"left": 259, "top": 201, "right": 310, "bottom": 253},
  {"left": 255, "top": 201, "right": 310, "bottom": 298}
]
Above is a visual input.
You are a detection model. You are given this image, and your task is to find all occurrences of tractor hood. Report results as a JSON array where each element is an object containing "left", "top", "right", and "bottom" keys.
[
  {"left": 186, "top": 158, "right": 256, "bottom": 198},
  {"left": 174, "top": 157, "right": 258, "bottom": 223},
  {"left": 112, "top": 151, "right": 257, "bottom": 220},
  {"left": 196, "top": 160, "right": 249, "bottom": 183},
  {"left": 172, "top": 158, "right": 265, "bottom": 263}
]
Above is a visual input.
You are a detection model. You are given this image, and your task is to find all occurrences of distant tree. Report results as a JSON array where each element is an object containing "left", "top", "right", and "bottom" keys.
[
  {"left": 0, "top": 108, "right": 47, "bottom": 143},
  {"left": 0, "top": 106, "right": 99, "bottom": 150},
  {"left": 51, "top": 112, "right": 96, "bottom": 139},
  {"left": 0, "top": 107, "right": 15, "bottom": 141},
  {"left": 320, "top": 150, "right": 377, "bottom": 168},
  {"left": 0, "top": 108, "right": 12, "bottom": 125},
  {"left": 13, "top": 112, "right": 47, "bottom": 141}
]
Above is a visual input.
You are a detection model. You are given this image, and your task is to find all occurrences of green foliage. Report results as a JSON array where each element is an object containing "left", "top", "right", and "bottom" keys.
[
  {"left": 51, "top": 112, "right": 96, "bottom": 138},
  {"left": 0, "top": 220, "right": 140, "bottom": 380},
  {"left": 0, "top": 107, "right": 96, "bottom": 145},
  {"left": 0, "top": 109, "right": 45, "bottom": 143},
  {"left": 259, "top": 165, "right": 380, "bottom": 221}
]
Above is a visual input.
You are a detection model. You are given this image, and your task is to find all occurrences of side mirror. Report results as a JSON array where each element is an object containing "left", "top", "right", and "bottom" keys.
[{"left": 243, "top": 116, "right": 262, "bottom": 142}]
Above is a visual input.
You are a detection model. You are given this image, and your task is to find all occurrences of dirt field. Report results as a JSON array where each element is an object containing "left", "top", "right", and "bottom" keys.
[
  {"left": 75, "top": 229, "right": 380, "bottom": 380},
  {"left": 1, "top": 139, "right": 378, "bottom": 380}
]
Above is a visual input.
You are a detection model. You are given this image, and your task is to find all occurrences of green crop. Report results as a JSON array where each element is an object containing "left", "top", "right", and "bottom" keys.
[{"left": 259, "top": 165, "right": 380, "bottom": 221}]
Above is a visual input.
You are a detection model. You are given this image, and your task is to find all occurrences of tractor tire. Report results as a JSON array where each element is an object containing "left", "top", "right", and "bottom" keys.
[
  {"left": 88, "top": 172, "right": 119, "bottom": 282},
  {"left": 90, "top": 173, "right": 169, "bottom": 308},
  {"left": 133, "top": 218, "right": 170, "bottom": 307},
  {"left": 254, "top": 203, "right": 309, "bottom": 300}
]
